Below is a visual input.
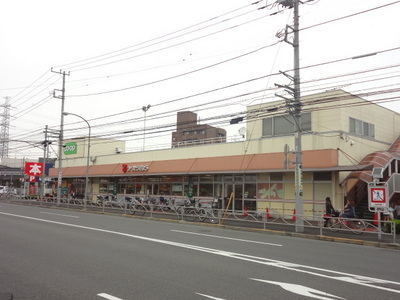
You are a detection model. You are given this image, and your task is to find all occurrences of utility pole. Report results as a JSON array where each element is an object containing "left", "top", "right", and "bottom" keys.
[
  {"left": 0, "top": 96, "right": 11, "bottom": 160},
  {"left": 51, "top": 69, "right": 70, "bottom": 204},
  {"left": 275, "top": 0, "right": 303, "bottom": 232},
  {"left": 41, "top": 125, "right": 51, "bottom": 198}
]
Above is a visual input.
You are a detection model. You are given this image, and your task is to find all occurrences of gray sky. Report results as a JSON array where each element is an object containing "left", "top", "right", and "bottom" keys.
[{"left": 1, "top": 0, "right": 400, "bottom": 159}]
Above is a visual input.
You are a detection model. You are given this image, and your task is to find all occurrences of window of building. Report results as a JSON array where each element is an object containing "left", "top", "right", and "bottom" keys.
[
  {"left": 270, "top": 172, "right": 283, "bottom": 181},
  {"left": 262, "top": 112, "right": 311, "bottom": 136},
  {"left": 349, "top": 117, "right": 375, "bottom": 137},
  {"left": 313, "top": 172, "right": 331, "bottom": 181}
]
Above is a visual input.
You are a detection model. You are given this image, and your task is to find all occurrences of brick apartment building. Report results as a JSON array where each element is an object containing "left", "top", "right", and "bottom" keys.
[{"left": 171, "top": 111, "right": 226, "bottom": 147}]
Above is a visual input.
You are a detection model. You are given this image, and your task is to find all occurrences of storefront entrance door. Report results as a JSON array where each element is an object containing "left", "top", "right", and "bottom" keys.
[{"left": 224, "top": 183, "right": 243, "bottom": 211}]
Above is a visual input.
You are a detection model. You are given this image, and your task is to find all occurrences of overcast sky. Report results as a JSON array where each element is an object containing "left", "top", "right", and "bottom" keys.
[{"left": 1, "top": 0, "right": 400, "bottom": 159}]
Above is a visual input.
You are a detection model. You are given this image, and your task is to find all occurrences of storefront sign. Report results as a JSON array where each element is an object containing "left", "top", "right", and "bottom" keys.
[
  {"left": 64, "top": 142, "right": 78, "bottom": 155},
  {"left": 122, "top": 164, "right": 149, "bottom": 173}
]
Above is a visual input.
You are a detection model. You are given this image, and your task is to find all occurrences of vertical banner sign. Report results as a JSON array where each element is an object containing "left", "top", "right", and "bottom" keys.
[{"left": 24, "top": 162, "right": 43, "bottom": 176}]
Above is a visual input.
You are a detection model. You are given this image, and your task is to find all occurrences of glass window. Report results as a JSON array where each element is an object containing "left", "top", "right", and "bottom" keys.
[
  {"left": 313, "top": 172, "right": 331, "bottom": 181},
  {"left": 270, "top": 173, "right": 283, "bottom": 181},
  {"left": 245, "top": 174, "right": 257, "bottom": 181},
  {"left": 274, "top": 115, "right": 294, "bottom": 135},
  {"left": 262, "top": 118, "right": 272, "bottom": 136},
  {"left": 199, "top": 183, "right": 213, "bottom": 196},
  {"left": 301, "top": 112, "right": 312, "bottom": 131},
  {"left": 171, "top": 184, "right": 183, "bottom": 196},
  {"left": 262, "top": 112, "right": 311, "bottom": 136},
  {"left": 244, "top": 183, "right": 256, "bottom": 199},
  {"left": 350, "top": 117, "right": 374, "bottom": 137},
  {"left": 368, "top": 123, "right": 375, "bottom": 137},
  {"left": 199, "top": 175, "right": 213, "bottom": 182}
]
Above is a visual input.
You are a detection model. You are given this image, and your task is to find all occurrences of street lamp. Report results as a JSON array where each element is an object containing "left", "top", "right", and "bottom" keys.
[
  {"left": 63, "top": 112, "right": 91, "bottom": 210},
  {"left": 142, "top": 104, "right": 151, "bottom": 151}
]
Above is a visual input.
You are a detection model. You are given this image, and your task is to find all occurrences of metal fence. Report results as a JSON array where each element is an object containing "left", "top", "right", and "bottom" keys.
[{"left": 2, "top": 195, "right": 397, "bottom": 245}]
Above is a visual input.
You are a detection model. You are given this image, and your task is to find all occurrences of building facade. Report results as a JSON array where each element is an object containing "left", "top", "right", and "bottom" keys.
[{"left": 49, "top": 90, "right": 400, "bottom": 219}]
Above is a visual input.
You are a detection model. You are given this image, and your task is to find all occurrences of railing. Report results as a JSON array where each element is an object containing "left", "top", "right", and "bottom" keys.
[{"left": 2, "top": 195, "right": 397, "bottom": 244}]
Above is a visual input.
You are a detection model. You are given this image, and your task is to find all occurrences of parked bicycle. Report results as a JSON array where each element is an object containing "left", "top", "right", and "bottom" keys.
[
  {"left": 127, "top": 197, "right": 147, "bottom": 216},
  {"left": 181, "top": 199, "right": 219, "bottom": 223}
]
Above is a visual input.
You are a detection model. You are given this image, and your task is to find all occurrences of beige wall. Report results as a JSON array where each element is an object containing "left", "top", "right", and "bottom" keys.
[{"left": 60, "top": 90, "right": 400, "bottom": 183}]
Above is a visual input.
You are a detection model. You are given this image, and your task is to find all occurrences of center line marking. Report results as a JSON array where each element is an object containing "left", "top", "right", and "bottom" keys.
[
  {"left": 171, "top": 230, "right": 282, "bottom": 246},
  {"left": 97, "top": 293, "right": 123, "bottom": 300}
]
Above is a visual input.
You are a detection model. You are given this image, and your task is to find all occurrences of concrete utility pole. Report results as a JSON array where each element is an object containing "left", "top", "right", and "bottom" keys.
[
  {"left": 51, "top": 69, "right": 70, "bottom": 204},
  {"left": 41, "top": 125, "right": 52, "bottom": 198},
  {"left": 275, "top": 0, "right": 303, "bottom": 232}
]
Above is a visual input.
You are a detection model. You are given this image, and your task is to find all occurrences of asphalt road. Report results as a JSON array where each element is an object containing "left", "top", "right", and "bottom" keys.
[{"left": 0, "top": 202, "right": 399, "bottom": 300}]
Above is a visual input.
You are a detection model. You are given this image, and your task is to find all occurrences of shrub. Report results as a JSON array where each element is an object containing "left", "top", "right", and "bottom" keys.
[{"left": 385, "top": 219, "right": 400, "bottom": 234}]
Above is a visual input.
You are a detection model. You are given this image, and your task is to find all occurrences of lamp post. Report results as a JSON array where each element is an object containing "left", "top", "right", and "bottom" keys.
[
  {"left": 63, "top": 112, "right": 91, "bottom": 210},
  {"left": 142, "top": 104, "right": 151, "bottom": 151}
]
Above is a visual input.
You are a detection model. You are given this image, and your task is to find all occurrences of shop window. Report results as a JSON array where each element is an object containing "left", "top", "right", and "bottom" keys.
[
  {"left": 199, "top": 175, "right": 214, "bottom": 182},
  {"left": 199, "top": 183, "right": 213, "bottom": 196},
  {"left": 159, "top": 184, "right": 171, "bottom": 195},
  {"left": 270, "top": 173, "right": 283, "bottom": 181},
  {"left": 313, "top": 172, "right": 331, "bottom": 181},
  {"left": 171, "top": 184, "right": 183, "bottom": 196},
  {"left": 245, "top": 174, "right": 257, "bottom": 181},
  {"left": 244, "top": 183, "right": 256, "bottom": 199}
]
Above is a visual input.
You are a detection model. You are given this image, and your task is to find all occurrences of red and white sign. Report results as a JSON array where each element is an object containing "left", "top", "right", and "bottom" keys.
[
  {"left": 122, "top": 164, "right": 149, "bottom": 173},
  {"left": 28, "top": 175, "right": 37, "bottom": 182},
  {"left": 25, "top": 162, "right": 44, "bottom": 176},
  {"left": 368, "top": 185, "right": 388, "bottom": 209}
]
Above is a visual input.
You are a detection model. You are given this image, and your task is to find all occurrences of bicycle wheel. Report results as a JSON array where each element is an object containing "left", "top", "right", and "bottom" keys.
[
  {"left": 349, "top": 220, "right": 366, "bottom": 234},
  {"left": 197, "top": 209, "right": 207, "bottom": 222},
  {"left": 329, "top": 218, "right": 341, "bottom": 232},
  {"left": 129, "top": 204, "right": 146, "bottom": 216},
  {"left": 184, "top": 209, "right": 197, "bottom": 222},
  {"left": 208, "top": 210, "right": 219, "bottom": 224}
]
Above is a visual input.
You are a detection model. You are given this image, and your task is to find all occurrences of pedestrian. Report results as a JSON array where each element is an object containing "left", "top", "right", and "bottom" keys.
[
  {"left": 324, "top": 197, "right": 337, "bottom": 227},
  {"left": 341, "top": 198, "right": 356, "bottom": 218},
  {"left": 394, "top": 200, "right": 400, "bottom": 220}
]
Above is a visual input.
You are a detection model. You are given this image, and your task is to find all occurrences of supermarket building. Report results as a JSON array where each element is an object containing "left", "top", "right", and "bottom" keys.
[{"left": 49, "top": 90, "right": 400, "bottom": 219}]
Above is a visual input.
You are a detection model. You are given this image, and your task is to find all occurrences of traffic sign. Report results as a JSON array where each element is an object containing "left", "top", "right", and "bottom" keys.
[{"left": 368, "top": 183, "right": 388, "bottom": 210}]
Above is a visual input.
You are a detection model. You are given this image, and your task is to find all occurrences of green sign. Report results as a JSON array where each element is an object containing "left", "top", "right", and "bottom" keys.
[{"left": 64, "top": 142, "right": 78, "bottom": 155}]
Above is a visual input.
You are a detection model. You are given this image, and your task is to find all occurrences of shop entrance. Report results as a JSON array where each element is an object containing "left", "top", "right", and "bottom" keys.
[{"left": 224, "top": 183, "right": 243, "bottom": 211}]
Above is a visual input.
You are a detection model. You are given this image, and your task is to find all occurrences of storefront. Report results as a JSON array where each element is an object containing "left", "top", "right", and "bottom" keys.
[{"left": 50, "top": 149, "right": 356, "bottom": 218}]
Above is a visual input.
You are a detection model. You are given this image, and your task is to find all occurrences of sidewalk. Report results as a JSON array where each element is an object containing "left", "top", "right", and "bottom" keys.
[{"left": 2, "top": 198, "right": 399, "bottom": 250}]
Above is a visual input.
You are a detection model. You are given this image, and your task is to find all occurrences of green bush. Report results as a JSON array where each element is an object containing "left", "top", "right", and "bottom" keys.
[{"left": 385, "top": 219, "right": 400, "bottom": 234}]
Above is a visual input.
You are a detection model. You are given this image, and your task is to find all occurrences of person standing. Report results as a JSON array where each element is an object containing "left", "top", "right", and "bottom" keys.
[
  {"left": 324, "top": 197, "right": 337, "bottom": 227},
  {"left": 394, "top": 200, "right": 400, "bottom": 220}
]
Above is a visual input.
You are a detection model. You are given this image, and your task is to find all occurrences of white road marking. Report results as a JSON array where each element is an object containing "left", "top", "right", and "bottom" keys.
[
  {"left": 171, "top": 229, "right": 282, "bottom": 246},
  {"left": 195, "top": 292, "right": 226, "bottom": 300},
  {"left": 40, "top": 212, "right": 79, "bottom": 218},
  {"left": 1, "top": 211, "right": 400, "bottom": 295},
  {"left": 251, "top": 279, "right": 345, "bottom": 300},
  {"left": 97, "top": 293, "right": 123, "bottom": 300}
]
